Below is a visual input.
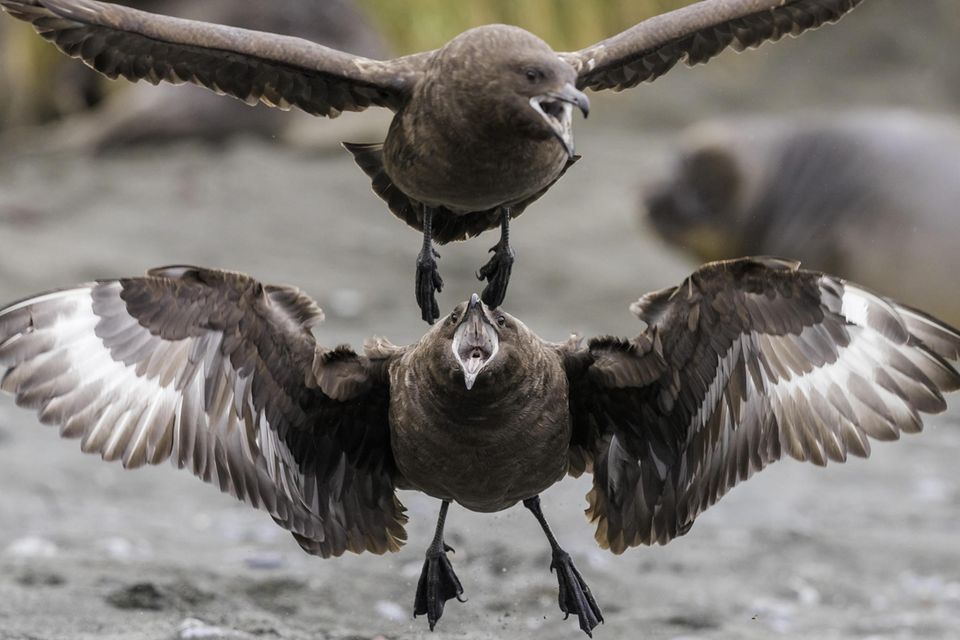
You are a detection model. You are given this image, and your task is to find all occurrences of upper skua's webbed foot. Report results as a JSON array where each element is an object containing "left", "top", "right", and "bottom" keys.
[
  {"left": 415, "top": 245, "right": 443, "bottom": 324},
  {"left": 476, "top": 241, "right": 515, "bottom": 309},
  {"left": 551, "top": 549, "right": 604, "bottom": 637},
  {"left": 416, "top": 206, "right": 444, "bottom": 324},
  {"left": 413, "top": 540, "right": 466, "bottom": 631},
  {"left": 476, "top": 208, "right": 515, "bottom": 308}
]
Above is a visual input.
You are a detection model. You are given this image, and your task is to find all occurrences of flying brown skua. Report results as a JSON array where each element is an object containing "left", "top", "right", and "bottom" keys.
[
  {"left": 1, "top": 256, "right": 957, "bottom": 635},
  {"left": 0, "top": 0, "right": 864, "bottom": 323}
]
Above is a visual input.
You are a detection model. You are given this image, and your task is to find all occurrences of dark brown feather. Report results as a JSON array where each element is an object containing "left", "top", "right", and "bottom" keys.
[
  {"left": 565, "top": 257, "right": 960, "bottom": 553},
  {"left": 343, "top": 142, "right": 580, "bottom": 244},
  {"left": 0, "top": 265, "right": 408, "bottom": 558},
  {"left": 0, "top": 0, "right": 425, "bottom": 117},
  {"left": 561, "top": 0, "right": 863, "bottom": 92}
]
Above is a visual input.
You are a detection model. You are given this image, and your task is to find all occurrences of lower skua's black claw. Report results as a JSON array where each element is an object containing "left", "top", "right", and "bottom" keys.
[
  {"left": 523, "top": 495, "right": 604, "bottom": 637},
  {"left": 413, "top": 501, "right": 465, "bottom": 630},
  {"left": 414, "top": 542, "right": 465, "bottom": 630},
  {"left": 551, "top": 548, "right": 604, "bottom": 636}
]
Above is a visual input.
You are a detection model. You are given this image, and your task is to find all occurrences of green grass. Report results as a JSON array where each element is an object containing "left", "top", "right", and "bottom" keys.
[{"left": 356, "top": 0, "right": 687, "bottom": 53}]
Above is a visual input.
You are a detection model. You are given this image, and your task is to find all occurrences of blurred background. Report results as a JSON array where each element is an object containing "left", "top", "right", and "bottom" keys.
[{"left": 1, "top": 1, "right": 960, "bottom": 639}]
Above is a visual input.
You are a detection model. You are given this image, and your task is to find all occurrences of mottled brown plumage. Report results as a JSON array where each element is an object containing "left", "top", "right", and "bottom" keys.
[
  {"left": 0, "top": 0, "right": 865, "bottom": 321},
  {"left": 1, "top": 256, "right": 958, "bottom": 635},
  {"left": 388, "top": 297, "right": 572, "bottom": 513}
]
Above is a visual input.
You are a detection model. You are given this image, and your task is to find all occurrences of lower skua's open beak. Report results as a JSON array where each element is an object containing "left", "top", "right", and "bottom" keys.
[{"left": 452, "top": 293, "right": 499, "bottom": 390}]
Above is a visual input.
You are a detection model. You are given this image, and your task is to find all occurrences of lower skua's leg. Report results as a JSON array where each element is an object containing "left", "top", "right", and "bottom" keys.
[
  {"left": 523, "top": 495, "right": 604, "bottom": 637},
  {"left": 414, "top": 500, "right": 465, "bottom": 630}
]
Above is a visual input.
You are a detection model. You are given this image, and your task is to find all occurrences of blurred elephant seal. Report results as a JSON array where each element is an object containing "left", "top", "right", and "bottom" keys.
[{"left": 641, "top": 110, "right": 960, "bottom": 323}]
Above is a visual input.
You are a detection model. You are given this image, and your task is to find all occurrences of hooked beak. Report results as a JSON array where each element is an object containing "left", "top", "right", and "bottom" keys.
[
  {"left": 451, "top": 293, "right": 499, "bottom": 391},
  {"left": 529, "top": 83, "right": 590, "bottom": 158}
]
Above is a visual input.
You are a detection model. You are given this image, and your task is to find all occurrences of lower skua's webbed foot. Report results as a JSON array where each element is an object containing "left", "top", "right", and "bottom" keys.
[
  {"left": 413, "top": 500, "right": 465, "bottom": 630},
  {"left": 414, "top": 540, "right": 465, "bottom": 630},
  {"left": 551, "top": 549, "right": 604, "bottom": 636},
  {"left": 523, "top": 495, "right": 603, "bottom": 637},
  {"left": 476, "top": 208, "right": 515, "bottom": 308},
  {"left": 415, "top": 245, "right": 443, "bottom": 324}
]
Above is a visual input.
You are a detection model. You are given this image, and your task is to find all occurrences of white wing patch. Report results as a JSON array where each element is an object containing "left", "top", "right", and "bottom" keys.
[
  {"left": 593, "top": 271, "right": 960, "bottom": 550},
  {"left": 0, "top": 284, "right": 324, "bottom": 539},
  {"left": 677, "top": 276, "right": 957, "bottom": 515}
]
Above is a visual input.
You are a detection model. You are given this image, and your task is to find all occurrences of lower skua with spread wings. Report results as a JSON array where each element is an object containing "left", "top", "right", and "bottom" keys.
[{"left": 1, "top": 257, "right": 957, "bottom": 635}]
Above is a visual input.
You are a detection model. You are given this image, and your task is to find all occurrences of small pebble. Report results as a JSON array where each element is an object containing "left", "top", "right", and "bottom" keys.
[
  {"left": 107, "top": 582, "right": 168, "bottom": 611},
  {"left": 374, "top": 600, "right": 406, "bottom": 622},
  {"left": 177, "top": 618, "right": 253, "bottom": 640},
  {"left": 244, "top": 551, "right": 286, "bottom": 570},
  {"left": 4, "top": 536, "right": 58, "bottom": 559},
  {"left": 15, "top": 569, "right": 65, "bottom": 587},
  {"left": 99, "top": 536, "right": 153, "bottom": 561}
]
